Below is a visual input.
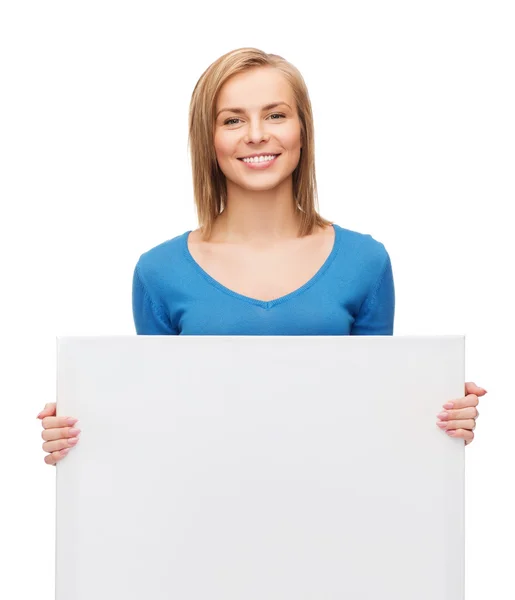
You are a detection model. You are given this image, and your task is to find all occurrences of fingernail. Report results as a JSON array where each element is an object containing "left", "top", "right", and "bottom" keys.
[
  {"left": 69, "top": 428, "right": 81, "bottom": 436},
  {"left": 443, "top": 402, "right": 454, "bottom": 409},
  {"left": 68, "top": 438, "right": 79, "bottom": 445},
  {"left": 447, "top": 430, "right": 456, "bottom": 436},
  {"left": 61, "top": 448, "right": 70, "bottom": 455},
  {"left": 437, "top": 412, "right": 448, "bottom": 419},
  {"left": 66, "top": 418, "right": 78, "bottom": 426},
  {"left": 437, "top": 421, "right": 447, "bottom": 429}
]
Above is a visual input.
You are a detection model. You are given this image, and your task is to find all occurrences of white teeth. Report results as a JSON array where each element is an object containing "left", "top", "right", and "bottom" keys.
[{"left": 242, "top": 154, "right": 277, "bottom": 163}]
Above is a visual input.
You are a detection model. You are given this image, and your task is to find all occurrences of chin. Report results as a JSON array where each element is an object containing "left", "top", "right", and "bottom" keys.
[{"left": 238, "top": 179, "right": 285, "bottom": 192}]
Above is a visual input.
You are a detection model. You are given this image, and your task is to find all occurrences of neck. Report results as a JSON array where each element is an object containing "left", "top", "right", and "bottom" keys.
[{"left": 211, "top": 177, "right": 301, "bottom": 243}]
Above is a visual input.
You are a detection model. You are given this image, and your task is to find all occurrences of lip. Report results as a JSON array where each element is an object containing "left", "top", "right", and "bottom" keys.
[{"left": 237, "top": 154, "right": 280, "bottom": 170}]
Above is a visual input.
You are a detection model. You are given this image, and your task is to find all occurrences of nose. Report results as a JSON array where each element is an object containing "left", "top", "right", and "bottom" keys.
[{"left": 244, "top": 118, "right": 270, "bottom": 144}]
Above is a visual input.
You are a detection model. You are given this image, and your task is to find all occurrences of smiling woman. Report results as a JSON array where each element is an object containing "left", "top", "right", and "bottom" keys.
[
  {"left": 188, "top": 48, "right": 332, "bottom": 240},
  {"left": 38, "top": 46, "right": 483, "bottom": 465}
]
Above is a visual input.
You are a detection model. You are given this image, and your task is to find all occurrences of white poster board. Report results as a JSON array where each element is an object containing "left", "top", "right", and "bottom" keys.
[{"left": 56, "top": 335, "right": 465, "bottom": 599}]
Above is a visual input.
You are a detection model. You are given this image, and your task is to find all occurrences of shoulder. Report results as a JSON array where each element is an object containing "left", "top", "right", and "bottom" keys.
[
  {"left": 133, "top": 230, "right": 191, "bottom": 288},
  {"left": 331, "top": 225, "right": 394, "bottom": 332},
  {"left": 333, "top": 224, "right": 390, "bottom": 268},
  {"left": 136, "top": 230, "right": 189, "bottom": 267}
]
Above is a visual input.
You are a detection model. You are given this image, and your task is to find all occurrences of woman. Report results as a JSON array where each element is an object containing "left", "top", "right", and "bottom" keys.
[{"left": 37, "top": 47, "right": 485, "bottom": 465}]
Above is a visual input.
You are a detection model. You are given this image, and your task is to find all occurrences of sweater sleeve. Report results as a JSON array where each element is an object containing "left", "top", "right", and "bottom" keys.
[
  {"left": 350, "top": 249, "right": 395, "bottom": 335},
  {"left": 132, "top": 263, "right": 177, "bottom": 335}
]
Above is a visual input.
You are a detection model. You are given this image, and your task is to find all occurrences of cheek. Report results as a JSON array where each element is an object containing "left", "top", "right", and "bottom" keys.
[
  {"left": 281, "top": 124, "right": 303, "bottom": 151},
  {"left": 213, "top": 132, "right": 234, "bottom": 161}
]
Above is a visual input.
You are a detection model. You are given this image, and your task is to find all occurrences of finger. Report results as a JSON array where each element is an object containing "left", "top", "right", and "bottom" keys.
[
  {"left": 43, "top": 437, "right": 79, "bottom": 454},
  {"left": 446, "top": 428, "right": 474, "bottom": 443},
  {"left": 437, "top": 406, "right": 478, "bottom": 421},
  {"left": 443, "top": 394, "right": 479, "bottom": 410},
  {"left": 437, "top": 419, "right": 476, "bottom": 431},
  {"left": 465, "top": 382, "right": 487, "bottom": 396},
  {"left": 41, "top": 426, "right": 81, "bottom": 442},
  {"left": 41, "top": 416, "right": 78, "bottom": 430},
  {"left": 44, "top": 453, "right": 57, "bottom": 466},
  {"left": 37, "top": 403, "right": 56, "bottom": 419},
  {"left": 44, "top": 448, "right": 70, "bottom": 466}
]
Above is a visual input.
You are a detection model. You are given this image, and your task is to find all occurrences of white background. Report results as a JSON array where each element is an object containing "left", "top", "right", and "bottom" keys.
[{"left": 0, "top": 1, "right": 513, "bottom": 598}]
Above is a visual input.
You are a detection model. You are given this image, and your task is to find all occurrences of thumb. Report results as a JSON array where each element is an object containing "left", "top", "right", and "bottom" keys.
[
  {"left": 465, "top": 382, "right": 487, "bottom": 396},
  {"left": 37, "top": 402, "right": 56, "bottom": 419}
]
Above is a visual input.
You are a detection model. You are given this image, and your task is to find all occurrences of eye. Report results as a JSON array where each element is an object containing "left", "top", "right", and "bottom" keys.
[{"left": 223, "top": 113, "right": 286, "bottom": 126}]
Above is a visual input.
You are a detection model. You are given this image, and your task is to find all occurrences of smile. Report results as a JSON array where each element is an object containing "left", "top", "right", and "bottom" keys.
[{"left": 237, "top": 154, "right": 280, "bottom": 169}]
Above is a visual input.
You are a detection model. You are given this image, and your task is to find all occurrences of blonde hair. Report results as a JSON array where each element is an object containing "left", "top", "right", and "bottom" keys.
[{"left": 188, "top": 47, "right": 332, "bottom": 240}]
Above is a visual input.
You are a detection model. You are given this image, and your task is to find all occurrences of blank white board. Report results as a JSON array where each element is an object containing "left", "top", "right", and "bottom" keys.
[{"left": 56, "top": 335, "right": 465, "bottom": 599}]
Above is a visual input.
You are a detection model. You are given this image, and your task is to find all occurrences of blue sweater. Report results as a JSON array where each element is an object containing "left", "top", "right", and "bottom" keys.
[{"left": 132, "top": 224, "right": 395, "bottom": 336}]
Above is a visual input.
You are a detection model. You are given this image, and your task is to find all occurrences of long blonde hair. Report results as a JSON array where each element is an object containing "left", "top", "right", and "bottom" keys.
[{"left": 188, "top": 47, "right": 332, "bottom": 240}]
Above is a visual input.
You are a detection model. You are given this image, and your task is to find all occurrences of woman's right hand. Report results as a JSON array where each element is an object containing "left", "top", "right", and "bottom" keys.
[{"left": 37, "top": 403, "right": 81, "bottom": 466}]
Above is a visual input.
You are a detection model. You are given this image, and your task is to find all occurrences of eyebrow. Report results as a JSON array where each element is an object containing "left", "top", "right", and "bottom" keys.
[{"left": 216, "top": 102, "right": 291, "bottom": 118}]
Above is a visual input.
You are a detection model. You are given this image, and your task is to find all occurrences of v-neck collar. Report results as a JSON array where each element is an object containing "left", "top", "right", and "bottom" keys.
[{"left": 182, "top": 224, "right": 341, "bottom": 310}]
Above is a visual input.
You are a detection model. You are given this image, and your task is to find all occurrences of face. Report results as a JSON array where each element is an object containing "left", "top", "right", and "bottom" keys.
[{"left": 213, "top": 67, "right": 303, "bottom": 193}]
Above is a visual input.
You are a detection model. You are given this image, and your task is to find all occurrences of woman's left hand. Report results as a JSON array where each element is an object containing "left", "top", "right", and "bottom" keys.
[{"left": 437, "top": 382, "right": 487, "bottom": 445}]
